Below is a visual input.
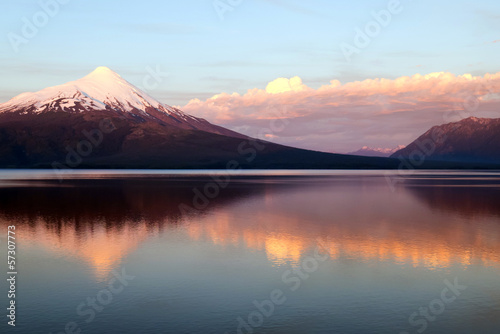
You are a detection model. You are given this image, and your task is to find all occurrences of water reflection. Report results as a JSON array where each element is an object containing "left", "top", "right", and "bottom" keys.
[
  {"left": 0, "top": 174, "right": 499, "bottom": 279},
  {"left": 405, "top": 178, "right": 500, "bottom": 217}
]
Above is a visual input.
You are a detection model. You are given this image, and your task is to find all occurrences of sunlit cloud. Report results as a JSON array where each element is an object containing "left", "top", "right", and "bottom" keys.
[
  {"left": 265, "top": 76, "right": 309, "bottom": 94},
  {"left": 183, "top": 72, "right": 500, "bottom": 153}
]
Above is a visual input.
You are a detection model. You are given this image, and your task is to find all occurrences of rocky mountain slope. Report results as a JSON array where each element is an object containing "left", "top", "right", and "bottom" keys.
[{"left": 391, "top": 117, "right": 500, "bottom": 163}]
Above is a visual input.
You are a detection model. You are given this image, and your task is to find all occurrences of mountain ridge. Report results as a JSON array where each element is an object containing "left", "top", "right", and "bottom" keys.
[
  {"left": 391, "top": 117, "right": 500, "bottom": 163},
  {"left": 348, "top": 145, "right": 406, "bottom": 157}
]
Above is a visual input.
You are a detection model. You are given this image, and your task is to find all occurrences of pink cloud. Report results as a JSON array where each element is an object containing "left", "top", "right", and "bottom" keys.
[{"left": 182, "top": 72, "right": 500, "bottom": 153}]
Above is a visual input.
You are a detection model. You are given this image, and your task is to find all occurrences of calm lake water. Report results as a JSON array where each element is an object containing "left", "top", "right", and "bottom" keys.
[{"left": 0, "top": 170, "right": 499, "bottom": 334}]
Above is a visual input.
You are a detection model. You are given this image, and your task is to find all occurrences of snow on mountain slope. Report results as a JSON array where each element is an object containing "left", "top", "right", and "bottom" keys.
[
  {"left": 0, "top": 67, "right": 246, "bottom": 139},
  {"left": 348, "top": 145, "right": 406, "bottom": 157},
  {"left": 2, "top": 67, "right": 160, "bottom": 113}
]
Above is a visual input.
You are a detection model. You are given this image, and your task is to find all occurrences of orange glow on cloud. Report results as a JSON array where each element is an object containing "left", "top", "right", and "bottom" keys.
[{"left": 182, "top": 72, "right": 500, "bottom": 153}]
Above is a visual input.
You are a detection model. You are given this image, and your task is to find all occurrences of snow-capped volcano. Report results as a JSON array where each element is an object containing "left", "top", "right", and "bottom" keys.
[
  {"left": 0, "top": 66, "right": 244, "bottom": 138},
  {"left": 1, "top": 66, "right": 167, "bottom": 113}
]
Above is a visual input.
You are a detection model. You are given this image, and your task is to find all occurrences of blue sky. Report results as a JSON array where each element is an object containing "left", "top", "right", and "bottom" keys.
[{"left": 1, "top": 0, "right": 498, "bottom": 106}]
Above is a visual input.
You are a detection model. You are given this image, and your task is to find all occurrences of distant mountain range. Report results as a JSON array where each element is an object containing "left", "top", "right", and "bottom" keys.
[
  {"left": 348, "top": 145, "right": 406, "bottom": 157},
  {"left": 0, "top": 67, "right": 398, "bottom": 169},
  {"left": 392, "top": 117, "right": 500, "bottom": 163}
]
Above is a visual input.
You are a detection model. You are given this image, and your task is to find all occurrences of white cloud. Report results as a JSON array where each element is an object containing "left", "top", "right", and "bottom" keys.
[{"left": 183, "top": 72, "right": 500, "bottom": 153}]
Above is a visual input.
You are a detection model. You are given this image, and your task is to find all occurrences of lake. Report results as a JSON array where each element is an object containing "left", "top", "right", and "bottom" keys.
[{"left": 0, "top": 170, "right": 499, "bottom": 334}]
